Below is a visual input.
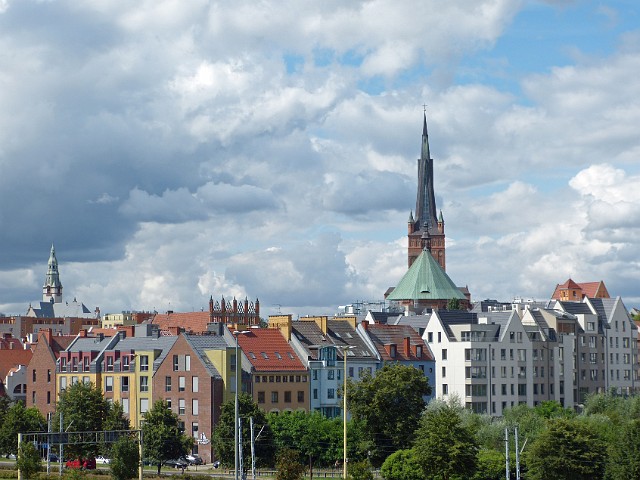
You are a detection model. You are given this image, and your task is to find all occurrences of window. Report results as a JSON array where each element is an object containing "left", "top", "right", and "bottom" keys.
[
  {"left": 179, "top": 399, "right": 186, "bottom": 415},
  {"left": 438, "top": 332, "right": 442, "bottom": 343},
  {"left": 140, "top": 398, "right": 149, "bottom": 414},
  {"left": 328, "top": 370, "right": 335, "bottom": 380},
  {"left": 192, "top": 399, "right": 199, "bottom": 415},
  {"left": 185, "top": 355, "right": 191, "bottom": 371},
  {"left": 271, "top": 392, "right": 279, "bottom": 403},
  {"left": 47, "top": 369, "right": 51, "bottom": 382},
  {"left": 32, "top": 370, "right": 36, "bottom": 382},
  {"left": 83, "top": 376, "right": 90, "bottom": 384},
  {"left": 106, "top": 356, "right": 113, "bottom": 372},
  {"left": 173, "top": 355, "right": 179, "bottom": 371},
  {"left": 179, "top": 376, "right": 186, "bottom": 392},
  {"left": 165, "top": 376, "right": 172, "bottom": 392},
  {"left": 442, "top": 384, "right": 448, "bottom": 395},
  {"left": 257, "top": 392, "right": 265, "bottom": 404},
  {"left": 60, "top": 377, "right": 67, "bottom": 390},
  {"left": 390, "top": 345, "right": 397, "bottom": 357},
  {"left": 192, "top": 376, "right": 199, "bottom": 393},
  {"left": 105, "top": 376, "right": 113, "bottom": 392},
  {"left": 192, "top": 422, "right": 199, "bottom": 439},
  {"left": 313, "top": 370, "right": 318, "bottom": 380},
  {"left": 166, "top": 398, "right": 172, "bottom": 409},
  {"left": 140, "top": 355, "right": 149, "bottom": 372},
  {"left": 517, "top": 384, "right": 527, "bottom": 396},
  {"left": 427, "top": 332, "right": 433, "bottom": 343},
  {"left": 121, "top": 376, "right": 129, "bottom": 392},
  {"left": 122, "top": 356, "right": 130, "bottom": 371},
  {"left": 32, "top": 391, "right": 36, "bottom": 404},
  {"left": 284, "top": 391, "right": 291, "bottom": 403},
  {"left": 61, "top": 358, "right": 67, "bottom": 372},
  {"left": 442, "top": 366, "right": 446, "bottom": 378},
  {"left": 313, "top": 389, "right": 318, "bottom": 399},
  {"left": 328, "top": 389, "right": 335, "bottom": 399},
  {"left": 122, "top": 398, "right": 129, "bottom": 414},
  {"left": 518, "top": 350, "right": 526, "bottom": 361},
  {"left": 298, "top": 391, "right": 304, "bottom": 402},
  {"left": 47, "top": 391, "right": 51, "bottom": 404},
  {"left": 442, "top": 349, "right": 448, "bottom": 360},
  {"left": 416, "top": 346, "right": 423, "bottom": 357},
  {"left": 348, "top": 367, "right": 354, "bottom": 377},
  {"left": 140, "top": 376, "right": 149, "bottom": 392}
]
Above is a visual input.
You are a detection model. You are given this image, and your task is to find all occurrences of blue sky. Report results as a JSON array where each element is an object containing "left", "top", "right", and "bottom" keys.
[{"left": 0, "top": 0, "right": 639, "bottom": 317}]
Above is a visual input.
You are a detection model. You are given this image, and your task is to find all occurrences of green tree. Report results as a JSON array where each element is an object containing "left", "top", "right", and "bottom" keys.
[
  {"left": 110, "top": 435, "right": 140, "bottom": 480},
  {"left": 446, "top": 298, "right": 461, "bottom": 310},
  {"left": 212, "top": 393, "right": 274, "bottom": 468},
  {"left": 472, "top": 448, "right": 510, "bottom": 480},
  {"left": 606, "top": 418, "right": 640, "bottom": 480},
  {"left": 0, "top": 403, "right": 46, "bottom": 456},
  {"left": 16, "top": 441, "right": 42, "bottom": 480},
  {"left": 526, "top": 417, "right": 607, "bottom": 480},
  {"left": 141, "top": 400, "right": 192, "bottom": 475},
  {"left": 380, "top": 449, "right": 423, "bottom": 480},
  {"left": 275, "top": 448, "right": 305, "bottom": 480},
  {"left": 56, "top": 381, "right": 109, "bottom": 458},
  {"left": 348, "top": 459, "right": 373, "bottom": 480},
  {"left": 413, "top": 400, "right": 478, "bottom": 480},
  {"left": 348, "top": 364, "right": 431, "bottom": 465},
  {"left": 103, "top": 401, "right": 131, "bottom": 456},
  {"left": 269, "top": 410, "right": 340, "bottom": 476}
]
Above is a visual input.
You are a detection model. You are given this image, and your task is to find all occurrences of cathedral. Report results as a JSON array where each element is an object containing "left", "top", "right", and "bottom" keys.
[{"left": 386, "top": 113, "right": 470, "bottom": 312}]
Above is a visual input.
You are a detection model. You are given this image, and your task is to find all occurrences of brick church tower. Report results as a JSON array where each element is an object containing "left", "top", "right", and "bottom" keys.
[{"left": 407, "top": 113, "right": 446, "bottom": 270}]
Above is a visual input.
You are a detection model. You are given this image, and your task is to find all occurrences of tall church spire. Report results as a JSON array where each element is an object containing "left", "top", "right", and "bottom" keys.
[
  {"left": 408, "top": 112, "right": 446, "bottom": 270},
  {"left": 415, "top": 112, "right": 438, "bottom": 231},
  {"left": 43, "top": 244, "right": 63, "bottom": 303}
]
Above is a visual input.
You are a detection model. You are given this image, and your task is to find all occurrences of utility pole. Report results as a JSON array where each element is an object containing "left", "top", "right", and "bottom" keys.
[
  {"left": 239, "top": 418, "right": 244, "bottom": 480},
  {"left": 515, "top": 426, "right": 521, "bottom": 480},
  {"left": 250, "top": 417, "right": 256, "bottom": 480},
  {"left": 505, "top": 427, "right": 510, "bottom": 480}
]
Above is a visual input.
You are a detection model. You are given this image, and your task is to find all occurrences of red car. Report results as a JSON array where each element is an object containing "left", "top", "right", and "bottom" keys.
[{"left": 65, "top": 458, "right": 96, "bottom": 470}]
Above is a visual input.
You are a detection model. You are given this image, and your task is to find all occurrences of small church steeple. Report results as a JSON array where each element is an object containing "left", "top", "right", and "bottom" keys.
[{"left": 43, "top": 244, "right": 63, "bottom": 303}]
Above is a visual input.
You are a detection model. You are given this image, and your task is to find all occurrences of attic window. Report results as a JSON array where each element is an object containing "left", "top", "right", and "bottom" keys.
[
  {"left": 347, "top": 350, "right": 355, "bottom": 356},
  {"left": 334, "top": 332, "right": 341, "bottom": 338},
  {"left": 261, "top": 352, "right": 268, "bottom": 359},
  {"left": 249, "top": 352, "right": 256, "bottom": 359},
  {"left": 345, "top": 333, "right": 352, "bottom": 338},
  {"left": 287, "top": 352, "right": 294, "bottom": 359},
  {"left": 275, "top": 352, "right": 282, "bottom": 360}
]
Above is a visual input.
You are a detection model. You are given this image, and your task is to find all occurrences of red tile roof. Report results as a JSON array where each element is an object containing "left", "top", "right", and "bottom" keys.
[
  {"left": 0, "top": 348, "right": 32, "bottom": 379},
  {"left": 235, "top": 329, "right": 306, "bottom": 372},
  {"left": 153, "top": 312, "right": 212, "bottom": 334}
]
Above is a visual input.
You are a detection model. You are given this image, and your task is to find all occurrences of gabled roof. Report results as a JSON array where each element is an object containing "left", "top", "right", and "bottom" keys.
[
  {"left": 557, "top": 301, "right": 593, "bottom": 315},
  {"left": 152, "top": 312, "right": 212, "bottom": 334},
  {"left": 551, "top": 279, "right": 610, "bottom": 300},
  {"left": 363, "top": 324, "right": 433, "bottom": 362},
  {"left": 183, "top": 334, "right": 228, "bottom": 379},
  {"left": 386, "top": 249, "right": 466, "bottom": 301},
  {"left": 236, "top": 329, "right": 306, "bottom": 372},
  {"left": 0, "top": 348, "right": 32, "bottom": 380}
]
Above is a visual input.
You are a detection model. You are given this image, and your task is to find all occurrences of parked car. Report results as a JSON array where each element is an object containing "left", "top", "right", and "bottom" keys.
[
  {"left": 66, "top": 458, "right": 96, "bottom": 470},
  {"left": 45, "top": 454, "right": 59, "bottom": 462},
  {"left": 185, "top": 454, "right": 203, "bottom": 465},
  {"left": 96, "top": 456, "right": 111, "bottom": 465},
  {"left": 164, "top": 458, "right": 188, "bottom": 469}
]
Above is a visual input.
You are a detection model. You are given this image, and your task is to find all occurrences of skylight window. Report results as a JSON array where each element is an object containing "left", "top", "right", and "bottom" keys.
[
  {"left": 261, "top": 352, "right": 268, "bottom": 359},
  {"left": 347, "top": 350, "right": 355, "bottom": 356},
  {"left": 275, "top": 352, "right": 282, "bottom": 359},
  {"left": 249, "top": 352, "right": 256, "bottom": 359},
  {"left": 287, "top": 352, "right": 294, "bottom": 359}
]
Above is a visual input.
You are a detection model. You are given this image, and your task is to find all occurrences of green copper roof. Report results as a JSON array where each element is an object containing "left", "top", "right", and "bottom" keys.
[{"left": 387, "top": 249, "right": 466, "bottom": 301}]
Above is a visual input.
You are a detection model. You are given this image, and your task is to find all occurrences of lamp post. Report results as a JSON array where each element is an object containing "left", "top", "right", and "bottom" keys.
[
  {"left": 335, "top": 345, "right": 354, "bottom": 479},
  {"left": 233, "top": 330, "right": 248, "bottom": 480}
]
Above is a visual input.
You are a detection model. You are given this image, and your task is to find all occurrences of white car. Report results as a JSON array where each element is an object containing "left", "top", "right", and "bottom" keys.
[{"left": 96, "top": 456, "right": 111, "bottom": 465}]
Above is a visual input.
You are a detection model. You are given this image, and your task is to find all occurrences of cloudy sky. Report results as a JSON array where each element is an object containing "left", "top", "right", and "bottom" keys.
[{"left": 1, "top": 0, "right": 639, "bottom": 318}]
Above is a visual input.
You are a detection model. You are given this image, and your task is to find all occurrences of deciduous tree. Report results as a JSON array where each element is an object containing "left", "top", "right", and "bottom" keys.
[
  {"left": 110, "top": 435, "right": 140, "bottom": 480},
  {"left": 413, "top": 400, "right": 478, "bottom": 480},
  {"left": 0, "top": 402, "right": 45, "bottom": 456},
  {"left": 347, "top": 364, "right": 431, "bottom": 465},
  {"left": 380, "top": 449, "right": 423, "bottom": 480},
  {"left": 141, "top": 400, "right": 192, "bottom": 475},
  {"left": 526, "top": 417, "right": 607, "bottom": 480}
]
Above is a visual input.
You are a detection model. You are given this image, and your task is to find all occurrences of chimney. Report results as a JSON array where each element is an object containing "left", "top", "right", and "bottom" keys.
[
  {"left": 404, "top": 336, "right": 411, "bottom": 356},
  {"left": 362, "top": 321, "right": 368, "bottom": 331},
  {"left": 43, "top": 328, "right": 53, "bottom": 345},
  {"left": 79, "top": 329, "right": 87, "bottom": 338}
]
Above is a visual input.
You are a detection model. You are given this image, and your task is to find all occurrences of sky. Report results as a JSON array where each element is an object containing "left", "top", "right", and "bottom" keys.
[{"left": 1, "top": 0, "right": 639, "bottom": 318}]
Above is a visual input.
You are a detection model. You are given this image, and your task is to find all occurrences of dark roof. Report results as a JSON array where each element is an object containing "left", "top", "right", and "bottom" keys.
[
  {"left": 183, "top": 334, "right": 227, "bottom": 378},
  {"left": 558, "top": 301, "right": 593, "bottom": 315},
  {"left": 365, "top": 324, "right": 433, "bottom": 362}
]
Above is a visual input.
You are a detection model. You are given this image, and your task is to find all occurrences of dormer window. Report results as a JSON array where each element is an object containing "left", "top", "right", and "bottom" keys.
[
  {"left": 416, "top": 346, "right": 423, "bottom": 358},
  {"left": 390, "top": 345, "right": 397, "bottom": 358},
  {"left": 84, "top": 357, "right": 90, "bottom": 372},
  {"left": 106, "top": 356, "right": 114, "bottom": 372}
]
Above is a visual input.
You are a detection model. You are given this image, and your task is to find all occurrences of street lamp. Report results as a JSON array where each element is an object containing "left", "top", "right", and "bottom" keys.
[
  {"left": 233, "top": 330, "right": 249, "bottom": 480},
  {"left": 335, "top": 345, "right": 355, "bottom": 479}
]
